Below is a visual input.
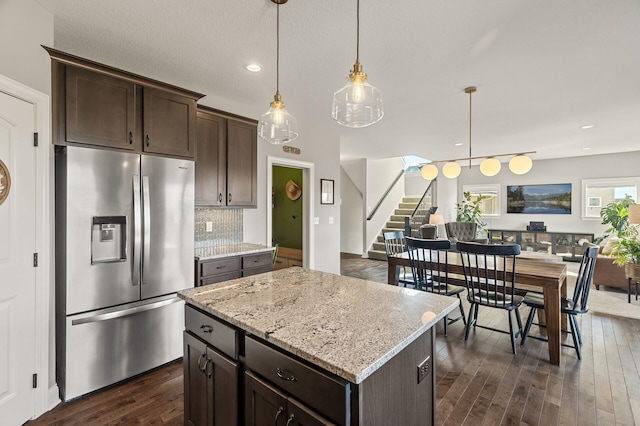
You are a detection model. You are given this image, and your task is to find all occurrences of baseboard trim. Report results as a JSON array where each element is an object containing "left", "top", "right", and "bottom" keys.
[{"left": 48, "top": 385, "right": 61, "bottom": 411}]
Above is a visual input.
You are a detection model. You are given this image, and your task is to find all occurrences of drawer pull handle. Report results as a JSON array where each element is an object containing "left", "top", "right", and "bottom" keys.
[
  {"left": 216, "top": 265, "right": 226, "bottom": 269},
  {"left": 145, "top": 134, "right": 150, "bottom": 147},
  {"left": 286, "top": 414, "right": 295, "bottom": 426},
  {"left": 276, "top": 368, "right": 298, "bottom": 382},
  {"left": 202, "top": 357, "right": 212, "bottom": 378},
  {"left": 200, "top": 325, "right": 214, "bottom": 333},
  {"left": 218, "top": 193, "right": 223, "bottom": 203},
  {"left": 274, "top": 406, "right": 284, "bottom": 425},
  {"left": 197, "top": 353, "right": 207, "bottom": 373},
  {"left": 129, "top": 131, "right": 133, "bottom": 144}
]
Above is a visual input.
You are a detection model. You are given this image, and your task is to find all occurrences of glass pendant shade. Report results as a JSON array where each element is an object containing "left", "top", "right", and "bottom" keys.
[
  {"left": 332, "top": 77, "right": 383, "bottom": 128},
  {"left": 442, "top": 162, "right": 461, "bottom": 179},
  {"left": 480, "top": 157, "right": 501, "bottom": 176},
  {"left": 258, "top": 95, "right": 298, "bottom": 145},
  {"left": 421, "top": 164, "right": 438, "bottom": 180},
  {"left": 509, "top": 154, "right": 533, "bottom": 175}
]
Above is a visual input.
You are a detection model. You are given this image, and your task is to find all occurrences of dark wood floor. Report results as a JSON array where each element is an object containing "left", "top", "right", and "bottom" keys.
[{"left": 28, "top": 254, "right": 640, "bottom": 425}]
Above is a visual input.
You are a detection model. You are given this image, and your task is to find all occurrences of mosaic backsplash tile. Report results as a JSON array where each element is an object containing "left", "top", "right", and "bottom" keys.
[{"left": 195, "top": 208, "right": 243, "bottom": 249}]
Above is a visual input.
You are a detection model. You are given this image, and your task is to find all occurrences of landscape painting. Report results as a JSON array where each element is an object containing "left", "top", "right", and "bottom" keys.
[{"left": 507, "top": 184, "right": 572, "bottom": 214}]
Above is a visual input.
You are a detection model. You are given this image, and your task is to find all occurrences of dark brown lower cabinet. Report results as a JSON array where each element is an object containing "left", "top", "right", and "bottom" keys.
[
  {"left": 245, "top": 372, "right": 334, "bottom": 426},
  {"left": 184, "top": 332, "right": 239, "bottom": 426}
]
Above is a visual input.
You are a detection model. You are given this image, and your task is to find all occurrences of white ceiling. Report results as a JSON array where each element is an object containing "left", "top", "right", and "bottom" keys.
[{"left": 37, "top": 0, "right": 640, "bottom": 164}]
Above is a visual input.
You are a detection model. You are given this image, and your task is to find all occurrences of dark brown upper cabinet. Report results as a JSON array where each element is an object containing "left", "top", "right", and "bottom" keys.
[
  {"left": 195, "top": 107, "right": 257, "bottom": 208},
  {"left": 66, "top": 66, "right": 136, "bottom": 150},
  {"left": 47, "top": 47, "right": 204, "bottom": 160}
]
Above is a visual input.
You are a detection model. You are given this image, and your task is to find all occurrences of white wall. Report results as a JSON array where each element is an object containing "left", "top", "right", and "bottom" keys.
[
  {"left": 404, "top": 173, "right": 430, "bottom": 196},
  {"left": 364, "top": 157, "right": 405, "bottom": 252},
  {"left": 243, "top": 126, "right": 342, "bottom": 274},
  {"left": 457, "top": 151, "right": 640, "bottom": 238},
  {"left": 0, "top": 0, "right": 53, "bottom": 95},
  {"left": 340, "top": 160, "right": 365, "bottom": 255}
]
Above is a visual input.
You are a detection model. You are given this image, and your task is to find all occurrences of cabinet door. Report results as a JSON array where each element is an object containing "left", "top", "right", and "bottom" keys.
[
  {"left": 196, "top": 111, "right": 227, "bottom": 206},
  {"left": 287, "top": 398, "right": 336, "bottom": 426},
  {"left": 66, "top": 66, "right": 135, "bottom": 150},
  {"left": 245, "top": 371, "right": 288, "bottom": 426},
  {"left": 143, "top": 87, "right": 196, "bottom": 158},
  {"left": 184, "top": 332, "right": 209, "bottom": 426},
  {"left": 207, "top": 347, "right": 240, "bottom": 426},
  {"left": 226, "top": 119, "right": 257, "bottom": 207}
]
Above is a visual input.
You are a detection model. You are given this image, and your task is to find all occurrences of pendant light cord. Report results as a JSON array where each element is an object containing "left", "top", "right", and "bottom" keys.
[
  {"left": 468, "top": 89, "right": 472, "bottom": 169},
  {"left": 276, "top": 3, "right": 280, "bottom": 95},
  {"left": 356, "top": 0, "right": 360, "bottom": 64}
]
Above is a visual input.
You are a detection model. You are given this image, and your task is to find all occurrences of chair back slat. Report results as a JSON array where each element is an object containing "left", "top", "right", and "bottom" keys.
[
  {"left": 571, "top": 244, "right": 599, "bottom": 312},
  {"left": 383, "top": 231, "right": 406, "bottom": 256},
  {"left": 405, "top": 237, "right": 452, "bottom": 294},
  {"left": 457, "top": 241, "right": 521, "bottom": 308}
]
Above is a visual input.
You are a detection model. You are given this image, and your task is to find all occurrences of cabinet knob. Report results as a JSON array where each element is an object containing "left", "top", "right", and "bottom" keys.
[{"left": 145, "top": 134, "right": 150, "bottom": 147}]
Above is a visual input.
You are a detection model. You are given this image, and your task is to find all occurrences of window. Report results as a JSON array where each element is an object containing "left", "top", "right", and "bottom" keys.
[
  {"left": 581, "top": 177, "right": 639, "bottom": 219},
  {"left": 462, "top": 184, "right": 501, "bottom": 217}
]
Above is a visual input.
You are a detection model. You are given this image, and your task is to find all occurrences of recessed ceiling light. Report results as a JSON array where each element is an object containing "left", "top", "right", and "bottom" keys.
[
  {"left": 583, "top": 147, "right": 592, "bottom": 151},
  {"left": 454, "top": 142, "right": 464, "bottom": 146},
  {"left": 244, "top": 64, "right": 262, "bottom": 73},
  {"left": 580, "top": 125, "right": 593, "bottom": 129}
]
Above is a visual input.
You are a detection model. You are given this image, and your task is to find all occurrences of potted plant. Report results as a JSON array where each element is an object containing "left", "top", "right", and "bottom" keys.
[
  {"left": 610, "top": 225, "right": 640, "bottom": 279},
  {"left": 597, "top": 195, "right": 635, "bottom": 242},
  {"left": 455, "top": 191, "right": 487, "bottom": 237}
]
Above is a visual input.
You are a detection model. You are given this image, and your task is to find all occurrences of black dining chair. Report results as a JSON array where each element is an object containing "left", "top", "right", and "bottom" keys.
[
  {"left": 383, "top": 231, "right": 415, "bottom": 287},
  {"left": 520, "top": 243, "right": 599, "bottom": 360},
  {"left": 457, "top": 241, "right": 523, "bottom": 354},
  {"left": 405, "top": 237, "right": 466, "bottom": 335}
]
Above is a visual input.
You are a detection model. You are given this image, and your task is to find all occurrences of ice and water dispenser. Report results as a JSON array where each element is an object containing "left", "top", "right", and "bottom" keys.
[{"left": 91, "top": 216, "right": 127, "bottom": 264}]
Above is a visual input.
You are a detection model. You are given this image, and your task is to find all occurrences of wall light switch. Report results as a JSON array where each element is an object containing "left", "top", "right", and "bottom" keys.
[
  {"left": 329, "top": 217, "right": 334, "bottom": 224},
  {"left": 313, "top": 217, "right": 320, "bottom": 225},
  {"left": 206, "top": 221, "right": 213, "bottom": 232}
]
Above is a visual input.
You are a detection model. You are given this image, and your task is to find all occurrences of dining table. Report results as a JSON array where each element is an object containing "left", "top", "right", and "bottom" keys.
[{"left": 387, "top": 249, "right": 568, "bottom": 365}]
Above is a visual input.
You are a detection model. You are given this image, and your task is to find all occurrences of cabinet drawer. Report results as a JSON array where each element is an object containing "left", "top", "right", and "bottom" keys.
[
  {"left": 288, "top": 259, "right": 303, "bottom": 268},
  {"left": 242, "top": 252, "right": 273, "bottom": 269},
  {"left": 185, "top": 305, "right": 239, "bottom": 360},
  {"left": 243, "top": 265, "right": 272, "bottom": 277},
  {"left": 200, "top": 257, "right": 241, "bottom": 278},
  {"left": 245, "top": 336, "right": 349, "bottom": 425},
  {"left": 200, "top": 271, "right": 242, "bottom": 286}
]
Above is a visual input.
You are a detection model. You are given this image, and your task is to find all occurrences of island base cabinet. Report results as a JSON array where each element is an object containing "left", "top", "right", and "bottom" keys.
[
  {"left": 184, "top": 332, "right": 239, "bottom": 426},
  {"left": 245, "top": 371, "right": 335, "bottom": 426}
]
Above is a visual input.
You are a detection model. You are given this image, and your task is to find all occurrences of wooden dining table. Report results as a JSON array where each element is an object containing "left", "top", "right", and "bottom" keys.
[{"left": 387, "top": 250, "right": 568, "bottom": 365}]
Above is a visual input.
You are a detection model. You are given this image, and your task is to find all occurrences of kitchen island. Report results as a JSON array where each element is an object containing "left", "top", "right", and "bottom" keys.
[{"left": 178, "top": 267, "right": 459, "bottom": 425}]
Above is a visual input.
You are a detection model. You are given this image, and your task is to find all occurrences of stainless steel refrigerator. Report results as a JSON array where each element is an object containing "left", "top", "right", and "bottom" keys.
[{"left": 55, "top": 145, "right": 194, "bottom": 401}]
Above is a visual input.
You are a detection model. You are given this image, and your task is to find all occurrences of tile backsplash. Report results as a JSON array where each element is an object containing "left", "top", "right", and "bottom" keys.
[{"left": 195, "top": 208, "right": 243, "bottom": 248}]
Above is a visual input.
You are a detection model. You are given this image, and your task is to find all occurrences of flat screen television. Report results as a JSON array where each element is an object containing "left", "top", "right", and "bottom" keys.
[{"left": 506, "top": 184, "right": 572, "bottom": 214}]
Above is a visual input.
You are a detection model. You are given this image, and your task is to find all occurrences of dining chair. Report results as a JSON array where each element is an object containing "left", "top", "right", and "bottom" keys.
[
  {"left": 457, "top": 241, "right": 523, "bottom": 354},
  {"left": 405, "top": 237, "right": 466, "bottom": 335},
  {"left": 520, "top": 243, "right": 599, "bottom": 360},
  {"left": 383, "top": 231, "right": 415, "bottom": 287}
]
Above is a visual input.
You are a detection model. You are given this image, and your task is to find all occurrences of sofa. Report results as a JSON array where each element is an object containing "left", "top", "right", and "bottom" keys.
[{"left": 593, "top": 241, "right": 626, "bottom": 291}]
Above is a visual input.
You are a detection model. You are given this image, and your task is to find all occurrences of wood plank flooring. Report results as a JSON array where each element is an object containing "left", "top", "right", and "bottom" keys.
[{"left": 27, "top": 254, "right": 640, "bottom": 425}]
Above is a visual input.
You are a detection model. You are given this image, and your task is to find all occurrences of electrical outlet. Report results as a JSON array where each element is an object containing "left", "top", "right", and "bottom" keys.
[
  {"left": 313, "top": 217, "right": 320, "bottom": 225},
  {"left": 417, "top": 356, "right": 431, "bottom": 384},
  {"left": 206, "top": 221, "right": 213, "bottom": 232},
  {"left": 328, "top": 217, "right": 334, "bottom": 224}
]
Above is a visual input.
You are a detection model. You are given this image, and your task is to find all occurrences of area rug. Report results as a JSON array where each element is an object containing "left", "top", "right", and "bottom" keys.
[{"left": 565, "top": 262, "right": 640, "bottom": 321}]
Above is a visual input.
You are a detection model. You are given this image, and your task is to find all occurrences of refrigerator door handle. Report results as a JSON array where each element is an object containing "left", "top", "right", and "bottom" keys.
[
  {"left": 70, "top": 296, "right": 182, "bottom": 325},
  {"left": 132, "top": 175, "right": 141, "bottom": 286},
  {"left": 142, "top": 175, "right": 151, "bottom": 285}
]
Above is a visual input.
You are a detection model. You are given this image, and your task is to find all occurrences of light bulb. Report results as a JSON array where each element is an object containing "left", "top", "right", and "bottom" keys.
[
  {"left": 272, "top": 108, "right": 284, "bottom": 126},
  {"left": 480, "top": 158, "right": 501, "bottom": 176},
  {"left": 421, "top": 164, "right": 438, "bottom": 180},
  {"left": 442, "top": 162, "right": 461, "bottom": 179},
  {"left": 509, "top": 155, "right": 533, "bottom": 175},
  {"left": 351, "top": 82, "right": 365, "bottom": 104}
]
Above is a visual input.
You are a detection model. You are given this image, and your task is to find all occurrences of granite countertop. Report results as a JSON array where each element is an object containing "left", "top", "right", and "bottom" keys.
[
  {"left": 178, "top": 267, "right": 459, "bottom": 384},
  {"left": 194, "top": 243, "right": 274, "bottom": 261}
]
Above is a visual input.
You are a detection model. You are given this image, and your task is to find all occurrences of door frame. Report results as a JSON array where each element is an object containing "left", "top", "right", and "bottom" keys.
[
  {"left": 266, "top": 156, "right": 314, "bottom": 270},
  {"left": 0, "top": 74, "right": 54, "bottom": 416}
]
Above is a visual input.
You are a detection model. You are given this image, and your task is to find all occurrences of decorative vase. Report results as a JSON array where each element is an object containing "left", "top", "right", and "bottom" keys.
[{"left": 624, "top": 263, "right": 640, "bottom": 280}]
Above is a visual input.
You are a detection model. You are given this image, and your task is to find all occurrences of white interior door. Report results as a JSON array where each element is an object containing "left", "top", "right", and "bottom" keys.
[{"left": 0, "top": 91, "right": 37, "bottom": 425}]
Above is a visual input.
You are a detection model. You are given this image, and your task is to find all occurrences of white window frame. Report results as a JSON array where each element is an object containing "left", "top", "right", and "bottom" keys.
[
  {"left": 462, "top": 184, "right": 501, "bottom": 218},
  {"left": 581, "top": 177, "right": 640, "bottom": 220}
]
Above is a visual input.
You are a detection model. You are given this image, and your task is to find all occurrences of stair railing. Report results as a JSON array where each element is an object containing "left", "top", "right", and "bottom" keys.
[
  {"left": 404, "top": 179, "right": 437, "bottom": 237},
  {"left": 366, "top": 169, "right": 405, "bottom": 221}
]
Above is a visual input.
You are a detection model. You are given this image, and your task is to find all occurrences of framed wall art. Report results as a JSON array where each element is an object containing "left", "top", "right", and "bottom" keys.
[{"left": 506, "top": 183, "right": 572, "bottom": 214}]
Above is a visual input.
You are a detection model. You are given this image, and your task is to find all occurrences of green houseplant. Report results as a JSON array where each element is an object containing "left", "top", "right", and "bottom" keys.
[
  {"left": 599, "top": 195, "right": 635, "bottom": 239},
  {"left": 455, "top": 191, "right": 487, "bottom": 231},
  {"left": 610, "top": 225, "right": 640, "bottom": 279}
]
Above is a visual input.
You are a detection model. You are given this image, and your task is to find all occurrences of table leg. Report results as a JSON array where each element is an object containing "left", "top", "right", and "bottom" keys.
[
  {"left": 387, "top": 262, "right": 399, "bottom": 286},
  {"left": 561, "top": 276, "right": 568, "bottom": 331},
  {"left": 543, "top": 285, "right": 561, "bottom": 366},
  {"left": 629, "top": 278, "right": 632, "bottom": 304}
]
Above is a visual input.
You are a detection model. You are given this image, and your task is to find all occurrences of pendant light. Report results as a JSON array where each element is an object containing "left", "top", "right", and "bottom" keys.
[
  {"left": 419, "top": 86, "right": 536, "bottom": 179},
  {"left": 258, "top": 0, "right": 298, "bottom": 145},
  {"left": 331, "top": 0, "right": 383, "bottom": 128}
]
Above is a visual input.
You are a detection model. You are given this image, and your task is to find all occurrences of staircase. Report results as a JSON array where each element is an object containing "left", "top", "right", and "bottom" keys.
[{"left": 367, "top": 196, "right": 424, "bottom": 260}]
